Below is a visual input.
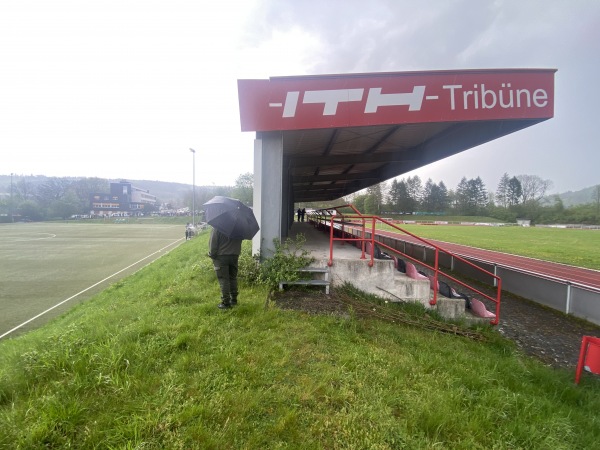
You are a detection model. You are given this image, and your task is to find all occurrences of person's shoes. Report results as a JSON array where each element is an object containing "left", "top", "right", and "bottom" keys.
[{"left": 217, "top": 303, "right": 231, "bottom": 309}]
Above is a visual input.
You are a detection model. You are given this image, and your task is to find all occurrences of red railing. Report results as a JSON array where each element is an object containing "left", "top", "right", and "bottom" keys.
[{"left": 307, "top": 205, "right": 501, "bottom": 325}]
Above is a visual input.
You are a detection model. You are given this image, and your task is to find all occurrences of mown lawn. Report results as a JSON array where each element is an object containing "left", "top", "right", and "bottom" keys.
[
  {"left": 384, "top": 223, "right": 600, "bottom": 270},
  {"left": 1, "top": 232, "right": 599, "bottom": 449},
  {"left": 0, "top": 221, "right": 184, "bottom": 337}
]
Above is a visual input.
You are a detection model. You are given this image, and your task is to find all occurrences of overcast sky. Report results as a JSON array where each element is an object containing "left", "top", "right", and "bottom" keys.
[{"left": 1, "top": 0, "right": 598, "bottom": 195}]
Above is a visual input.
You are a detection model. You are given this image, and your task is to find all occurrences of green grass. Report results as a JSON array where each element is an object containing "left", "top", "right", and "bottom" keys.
[
  {"left": 1, "top": 232, "right": 599, "bottom": 448},
  {"left": 384, "top": 215, "right": 505, "bottom": 223},
  {"left": 0, "top": 222, "right": 184, "bottom": 337},
  {"left": 381, "top": 223, "right": 600, "bottom": 270}
]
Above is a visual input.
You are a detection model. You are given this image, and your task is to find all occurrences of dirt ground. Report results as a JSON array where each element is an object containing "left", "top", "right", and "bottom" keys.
[{"left": 272, "top": 286, "right": 600, "bottom": 371}]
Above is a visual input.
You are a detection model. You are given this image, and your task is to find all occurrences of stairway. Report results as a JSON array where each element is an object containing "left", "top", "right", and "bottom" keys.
[{"left": 279, "top": 267, "right": 330, "bottom": 294}]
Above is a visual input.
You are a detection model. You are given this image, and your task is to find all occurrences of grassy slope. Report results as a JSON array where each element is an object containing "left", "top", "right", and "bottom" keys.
[{"left": 1, "top": 232, "right": 599, "bottom": 448}]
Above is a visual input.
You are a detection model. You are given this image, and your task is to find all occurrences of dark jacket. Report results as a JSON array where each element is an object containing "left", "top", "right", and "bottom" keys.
[{"left": 209, "top": 228, "right": 242, "bottom": 257}]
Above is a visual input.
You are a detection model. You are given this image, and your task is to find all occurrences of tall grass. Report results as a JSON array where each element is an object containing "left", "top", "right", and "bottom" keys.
[{"left": 1, "top": 232, "right": 599, "bottom": 448}]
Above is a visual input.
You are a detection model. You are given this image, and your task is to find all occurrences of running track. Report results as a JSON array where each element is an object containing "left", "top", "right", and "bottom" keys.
[{"left": 376, "top": 230, "right": 600, "bottom": 291}]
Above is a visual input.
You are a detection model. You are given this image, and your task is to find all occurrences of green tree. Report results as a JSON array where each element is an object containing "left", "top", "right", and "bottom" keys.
[
  {"left": 15, "top": 177, "right": 35, "bottom": 201},
  {"left": 37, "top": 177, "right": 72, "bottom": 202},
  {"left": 194, "top": 185, "right": 233, "bottom": 217},
  {"left": 18, "top": 200, "right": 44, "bottom": 221},
  {"left": 495, "top": 172, "right": 510, "bottom": 208},
  {"left": 421, "top": 179, "right": 448, "bottom": 213},
  {"left": 405, "top": 176, "right": 422, "bottom": 211},
  {"left": 365, "top": 183, "right": 383, "bottom": 214},
  {"left": 507, "top": 177, "right": 522, "bottom": 206},
  {"left": 72, "top": 178, "right": 109, "bottom": 213},
  {"left": 350, "top": 193, "right": 367, "bottom": 213},
  {"left": 422, "top": 178, "right": 435, "bottom": 212},
  {"left": 517, "top": 174, "right": 552, "bottom": 203},
  {"left": 454, "top": 177, "right": 470, "bottom": 214},
  {"left": 395, "top": 180, "right": 411, "bottom": 213},
  {"left": 434, "top": 181, "right": 449, "bottom": 212},
  {"left": 469, "top": 177, "right": 488, "bottom": 214},
  {"left": 388, "top": 179, "right": 401, "bottom": 210},
  {"left": 231, "top": 172, "right": 253, "bottom": 206},
  {"left": 49, "top": 198, "right": 78, "bottom": 220},
  {"left": 452, "top": 177, "right": 487, "bottom": 215}
]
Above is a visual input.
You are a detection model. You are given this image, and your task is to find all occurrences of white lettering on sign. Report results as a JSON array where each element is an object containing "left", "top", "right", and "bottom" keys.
[
  {"left": 443, "top": 84, "right": 549, "bottom": 110},
  {"left": 273, "top": 87, "right": 426, "bottom": 117},
  {"left": 365, "top": 86, "right": 425, "bottom": 113},
  {"left": 282, "top": 91, "right": 300, "bottom": 117},
  {"left": 303, "top": 89, "right": 364, "bottom": 115},
  {"left": 268, "top": 82, "right": 549, "bottom": 118}
]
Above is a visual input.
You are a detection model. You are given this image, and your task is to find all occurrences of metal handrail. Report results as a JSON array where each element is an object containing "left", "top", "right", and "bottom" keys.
[{"left": 308, "top": 205, "right": 501, "bottom": 325}]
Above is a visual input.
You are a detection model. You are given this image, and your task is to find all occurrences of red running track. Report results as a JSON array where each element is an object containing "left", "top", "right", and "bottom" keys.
[{"left": 375, "top": 231, "right": 600, "bottom": 291}]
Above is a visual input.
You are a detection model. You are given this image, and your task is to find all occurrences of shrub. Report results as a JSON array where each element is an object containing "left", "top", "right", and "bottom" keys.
[
  {"left": 256, "top": 234, "right": 314, "bottom": 290},
  {"left": 238, "top": 241, "right": 261, "bottom": 284}
]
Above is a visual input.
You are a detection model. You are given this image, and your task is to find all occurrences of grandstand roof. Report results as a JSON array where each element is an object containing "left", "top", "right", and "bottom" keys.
[{"left": 238, "top": 68, "right": 556, "bottom": 202}]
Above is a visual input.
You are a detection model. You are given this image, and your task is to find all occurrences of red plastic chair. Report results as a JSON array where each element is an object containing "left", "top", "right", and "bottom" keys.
[{"left": 575, "top": 336, "right": 600, "bottom": 384}]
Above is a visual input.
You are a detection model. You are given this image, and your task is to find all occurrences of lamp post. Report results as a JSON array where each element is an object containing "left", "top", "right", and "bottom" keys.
[
  {"left": 189, "top": 148, "right": 196, "bottom": 227},
  {"left": 10, "top": 173, "right": 14, "bottom": 223}
]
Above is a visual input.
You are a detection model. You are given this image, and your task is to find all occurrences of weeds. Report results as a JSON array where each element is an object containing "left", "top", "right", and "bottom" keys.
[{"left": 259, "top": 235, "right": 314, "bottom": 290}]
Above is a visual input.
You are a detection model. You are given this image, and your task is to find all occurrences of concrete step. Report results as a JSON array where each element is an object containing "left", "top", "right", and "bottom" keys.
[
  {"left": 298, "top": 267, "right": 329, "bottom": 273},
  {"left": 390, "top": 272, "right": 431, "bottom": 305},
  {"left": 279, "top": 266, "right": 330, "bottom": 294},
  {"left": 434, "top": 295, "right": 494, "bottom": 324}
]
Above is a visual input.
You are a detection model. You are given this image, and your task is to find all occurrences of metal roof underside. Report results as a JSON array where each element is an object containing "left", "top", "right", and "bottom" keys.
[{"left": 280, "top": 118, "right": 547, "bottom": 203}]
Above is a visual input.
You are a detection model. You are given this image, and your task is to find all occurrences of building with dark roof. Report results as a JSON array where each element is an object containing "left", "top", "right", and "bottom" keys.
[{"left": 89, "top": 180, "right": 157, "bottom": 217}]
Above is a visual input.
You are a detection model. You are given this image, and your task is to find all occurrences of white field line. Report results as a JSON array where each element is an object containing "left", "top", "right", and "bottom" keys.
[
  {"left": 1, "top": 233, "right": 57, "bottom": 242},
  {"left": 0, "top": 238, "right": 184, "bottom": 340}
]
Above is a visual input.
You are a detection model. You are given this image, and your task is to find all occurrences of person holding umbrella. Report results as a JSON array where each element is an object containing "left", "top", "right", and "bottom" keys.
[
  {"left": 203, "top": 196, "right": 259, "bottom": 309},
  {"left": 208, "top": 227, "right": 243, "bottom": 309}
]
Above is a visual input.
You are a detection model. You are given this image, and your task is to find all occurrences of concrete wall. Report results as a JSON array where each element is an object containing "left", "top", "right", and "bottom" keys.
[
  {"left": 382, "top": 237, "right": 600, "bottom": 326},
  {"left": 252, "top": 132, "right": 284, "bottom": 259},
  {"left": 310, "top": 257, "right": 430, "bottom": 304},
  {"left": 571, "top": 286, "right": 600, "bottom": 325}
]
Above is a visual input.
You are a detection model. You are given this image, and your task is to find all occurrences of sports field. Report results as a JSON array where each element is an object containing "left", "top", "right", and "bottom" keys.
[{"left": 0, "top": 221, "right": 185, "bottom": 339}]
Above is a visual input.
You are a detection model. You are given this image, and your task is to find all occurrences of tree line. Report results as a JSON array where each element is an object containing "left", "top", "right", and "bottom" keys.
[
  {"left": 0, "top": 177, "right": 112, "bottom": 222},
  {"left": 2, "top": 172, "right": 599, "bottom": 225},
  {"left": 342, "top": 173, "right": 600, "bottom": 225},
  {"left": 0, "top": 173, "right": 255, "bottom": 222}
]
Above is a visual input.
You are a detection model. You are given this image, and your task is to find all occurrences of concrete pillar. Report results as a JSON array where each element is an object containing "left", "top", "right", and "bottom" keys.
[{"left": 252, "top": 131, "right": 284, "bottom": 259}]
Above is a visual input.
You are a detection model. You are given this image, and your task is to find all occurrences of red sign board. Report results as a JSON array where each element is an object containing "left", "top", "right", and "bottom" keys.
[{"left": 238, "top": 69, "right": 556, "bottom": 132}]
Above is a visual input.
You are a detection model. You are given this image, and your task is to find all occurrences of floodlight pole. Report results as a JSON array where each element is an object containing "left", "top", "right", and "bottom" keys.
[
  {"left": 10, "top": 173, "right": 14, "bottom": 223},
  {"left": 189, "top": 148, "right": 196, "bottom": 227}
]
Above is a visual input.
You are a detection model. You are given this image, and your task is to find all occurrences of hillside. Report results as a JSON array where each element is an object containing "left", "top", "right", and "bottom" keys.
[
  {"left": 1, "top": 174, "right": 598, "bottom": 207},
  {"left": 0, "top": 174, "right": 214, "bottom": 206},
  {"left": 551, "top": 185, "right": 599, "bottom": 207},
  {"left": 123, "top": 179, "right": 192, "bottom": 204}
]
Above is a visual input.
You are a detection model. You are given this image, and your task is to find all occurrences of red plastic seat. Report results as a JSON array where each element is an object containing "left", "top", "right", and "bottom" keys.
[{"left": 575, "top": 336, "right": 600, "bottom": 384}]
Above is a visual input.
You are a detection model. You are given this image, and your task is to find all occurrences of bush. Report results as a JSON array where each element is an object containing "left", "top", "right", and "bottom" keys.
[
  {"left": 256, "top": 234, "right": 314, "bottom": 290},
  {"left": 237, "top": 241, "right": 261, "bottom": 284}
]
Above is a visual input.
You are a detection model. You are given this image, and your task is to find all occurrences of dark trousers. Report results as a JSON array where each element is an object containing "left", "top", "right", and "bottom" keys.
[{"left": 212, "top": 254, "right": 239, "bottom": 303}]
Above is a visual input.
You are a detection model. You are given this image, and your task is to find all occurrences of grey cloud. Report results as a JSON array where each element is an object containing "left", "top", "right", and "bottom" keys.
[{"left": 242, "top": 0, "right": 600, "bottom": 192}]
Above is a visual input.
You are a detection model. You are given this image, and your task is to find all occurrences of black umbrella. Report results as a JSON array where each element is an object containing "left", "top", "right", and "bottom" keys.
[{"left": 202, "top": 196, "right": 259, "bottom": 240}]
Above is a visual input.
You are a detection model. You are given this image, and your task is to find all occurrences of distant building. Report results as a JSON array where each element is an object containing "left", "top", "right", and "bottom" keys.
[{"left": 89, "top": 181, "right": 157, "bottom": 217}]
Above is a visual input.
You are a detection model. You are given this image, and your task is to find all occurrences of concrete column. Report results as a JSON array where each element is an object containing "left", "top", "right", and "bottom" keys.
[{"left": 252, "top": 131, "right": 284, "bottom": 259}]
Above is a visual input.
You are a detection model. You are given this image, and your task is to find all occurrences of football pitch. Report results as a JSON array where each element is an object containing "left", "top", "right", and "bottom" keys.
[{"left": 0, "top": 221, "right": 186, "bottom": 339}]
